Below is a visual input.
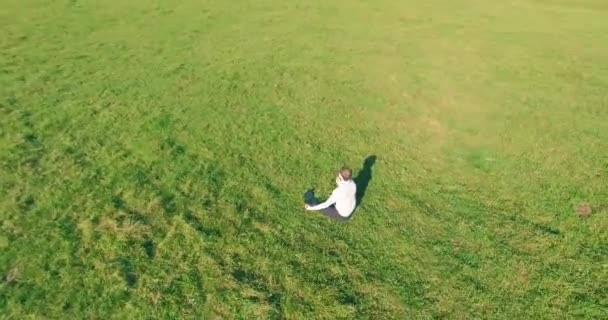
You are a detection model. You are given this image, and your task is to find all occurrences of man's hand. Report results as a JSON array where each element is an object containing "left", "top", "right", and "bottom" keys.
[{"left": 304, "top": 204, "right": 310, "bottom": 210}]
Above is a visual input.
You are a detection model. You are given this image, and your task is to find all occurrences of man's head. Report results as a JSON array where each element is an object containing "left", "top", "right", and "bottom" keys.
[{"left": 336, "top": 167, "right": 353, "bottom": 184}]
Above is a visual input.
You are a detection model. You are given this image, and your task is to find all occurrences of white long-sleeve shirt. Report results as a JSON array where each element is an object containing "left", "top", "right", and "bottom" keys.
[{"left": 307, "top": 180, "right": 357, "bottom": 217}]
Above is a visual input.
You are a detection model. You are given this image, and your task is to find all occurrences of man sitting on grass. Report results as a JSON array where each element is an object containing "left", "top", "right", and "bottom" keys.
[{"left": 304, "top": 167, "right": 357, "bottom": 221}]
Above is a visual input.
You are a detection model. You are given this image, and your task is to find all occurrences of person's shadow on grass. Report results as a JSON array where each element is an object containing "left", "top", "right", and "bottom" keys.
[{"left": 354, "top": 155, "right": 377, "bottom": 209}]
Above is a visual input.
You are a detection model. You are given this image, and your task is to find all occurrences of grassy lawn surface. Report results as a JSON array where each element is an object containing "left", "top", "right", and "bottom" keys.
[{"left": 1, "top": 0, "right": 607, "bottom": 318}]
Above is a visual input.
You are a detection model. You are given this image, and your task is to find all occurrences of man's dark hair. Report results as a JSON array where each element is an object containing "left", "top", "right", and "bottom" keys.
[{"left": 339, "top": 167, "right": 353, "bottom": 181}]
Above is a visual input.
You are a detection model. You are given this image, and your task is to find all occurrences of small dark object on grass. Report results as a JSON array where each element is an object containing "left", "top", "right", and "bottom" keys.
[{"left": 576, "top": 203, "right": 592, "bottom": 217}]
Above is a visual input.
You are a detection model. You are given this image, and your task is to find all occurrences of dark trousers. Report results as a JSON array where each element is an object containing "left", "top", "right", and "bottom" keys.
[{"left": 303, "top": 190, "right": 349, "bottom": 221}]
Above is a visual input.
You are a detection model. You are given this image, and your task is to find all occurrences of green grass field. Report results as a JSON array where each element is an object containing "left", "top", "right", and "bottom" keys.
[{"left": 1, "top": 0, "right": 607, "bottom": 318}]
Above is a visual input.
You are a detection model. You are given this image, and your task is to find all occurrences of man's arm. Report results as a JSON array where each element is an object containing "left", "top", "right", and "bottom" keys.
[{"left": 306, "top": 191, "right": 338, "bottom": 211}]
